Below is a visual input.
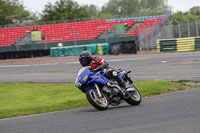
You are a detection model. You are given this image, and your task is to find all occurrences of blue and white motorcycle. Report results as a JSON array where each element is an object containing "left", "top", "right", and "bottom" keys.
[{"left": 75, "top": 67, "right": 142, "bottom": 110}]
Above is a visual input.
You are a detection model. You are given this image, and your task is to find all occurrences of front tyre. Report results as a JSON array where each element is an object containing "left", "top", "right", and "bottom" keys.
[
  {"left": 124, "top": 85, "right": 142, "bottom": 106},
  {"left": 86, "top": 89, "right": 108, "bottom": 111}
]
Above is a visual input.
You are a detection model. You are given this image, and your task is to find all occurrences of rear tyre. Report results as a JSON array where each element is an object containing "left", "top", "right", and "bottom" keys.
[
  {"left": 86, "top": 89, "right": 108, "bottom": 111},
  {"left": 124, "top": 85, "right": 142, "bottom": 106}
]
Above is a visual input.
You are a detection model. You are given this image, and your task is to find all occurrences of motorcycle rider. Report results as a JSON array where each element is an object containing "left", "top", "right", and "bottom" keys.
[{"left": 78, "top": 51, "right": 126, "bottom": 89}]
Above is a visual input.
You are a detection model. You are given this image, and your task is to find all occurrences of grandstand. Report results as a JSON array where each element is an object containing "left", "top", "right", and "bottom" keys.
[
  {"left": 0, "top": 15, "right": 169, "bottom": 47},
  {"left": 0, "top": 20, "right": 135, "bottom": 47},
  {"left": 126, "top": 17, "right": 169, "bottom": 36},
  {"left": 0, "top": 15, "right": 170, "bottom": 59}
]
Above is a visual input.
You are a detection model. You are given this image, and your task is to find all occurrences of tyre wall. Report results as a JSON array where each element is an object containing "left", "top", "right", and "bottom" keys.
[{"left": 157, "top": 37, "right": 200, "bottom": 52}]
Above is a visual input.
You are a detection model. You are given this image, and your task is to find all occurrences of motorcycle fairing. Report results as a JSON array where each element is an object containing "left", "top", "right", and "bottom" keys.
[{"left": 75, "top": 67, "right": 108, "bottom": 93}]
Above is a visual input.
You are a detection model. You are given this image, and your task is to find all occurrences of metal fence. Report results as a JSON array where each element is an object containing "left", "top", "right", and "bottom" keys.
[{"left": 138, "top": 19, "right": 200, "bottom": 50}]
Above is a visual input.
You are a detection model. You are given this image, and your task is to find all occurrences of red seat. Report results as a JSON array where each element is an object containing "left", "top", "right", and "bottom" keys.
[
  {"left": 126, "top": 17, "right": 168, "bottom": 37},
  {"left": 0, "top": 19, "right": 137, "bottom": 46}
]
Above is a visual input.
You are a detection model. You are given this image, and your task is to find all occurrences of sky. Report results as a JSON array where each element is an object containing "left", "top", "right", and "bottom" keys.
[{"left": 22, "top": 0, "right": 200, "bottom": 14}]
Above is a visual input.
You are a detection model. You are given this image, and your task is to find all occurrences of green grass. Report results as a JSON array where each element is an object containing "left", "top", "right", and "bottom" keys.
[
  {"left": 0, "top": 83, "right": 89, "bottom": 119},
  {"left": 0, "top": 80, "right": 199, "bottom": 119},
  {"left": 134, "top": 80, "right": 199, "bottom": 97}
]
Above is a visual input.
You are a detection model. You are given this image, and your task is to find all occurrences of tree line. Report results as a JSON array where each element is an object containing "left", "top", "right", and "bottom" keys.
[
  {"left": 0, "top": 0, "right": 200, "bottom": 26},
  {"left": 172, "top": 6, "right": 200, "bottom": 24}
]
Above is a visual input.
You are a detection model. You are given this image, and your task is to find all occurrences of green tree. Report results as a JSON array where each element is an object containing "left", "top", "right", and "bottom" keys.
[
  {"left": 0, "top": 0, "right": 33, "bottom": 25},
  {"left": 40, "top": 0, "right": 90, "bottom": 22},
  {"left": 85, "top": 4, "right": 100, "bottom": 19},
  {"left": 172, "top": 12, "right": 186, "bottom": 24},
  {"left": 100, "top": 0, "right": 169, "bottom": 17},
  {"left": 172, "top": 11, "right": 200, "bottom": 24},
  {"left": 98, "top": 13, "right": 114, "bottom": 20},
  {"left": 140, "top": 0, "right": 168, "bottom": 11}
]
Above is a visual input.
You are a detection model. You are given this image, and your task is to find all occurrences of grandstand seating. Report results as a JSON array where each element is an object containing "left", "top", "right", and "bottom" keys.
[
  {"left": 126, "top": 17, "right": 168, "bottom": 37},
  {"left": 0, "top": 20, "right": 135, "bottom": 47},
  {"left": 0, "top": 16, "right": 169, "bottom": 47}
]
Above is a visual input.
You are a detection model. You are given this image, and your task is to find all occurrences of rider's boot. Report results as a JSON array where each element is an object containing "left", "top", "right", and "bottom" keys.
[
  {"left": 106, "top": 69, "right": 127, "bottom": 90},
  {"left": 121, "top": 81, "right": 127, "bottom": 89},
  {"left": 116, "top": 76, "right": 127, "bottom": 90}
]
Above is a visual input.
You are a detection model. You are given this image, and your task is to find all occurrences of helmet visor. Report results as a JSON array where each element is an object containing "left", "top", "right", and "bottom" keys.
[{"left": 80, "top": 57, "right": 90, "bottom": 66}]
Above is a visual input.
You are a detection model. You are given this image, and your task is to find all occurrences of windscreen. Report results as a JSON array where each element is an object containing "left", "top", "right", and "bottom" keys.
[{"left": 75, "top": 66, "right": 90, "bottom": 84}]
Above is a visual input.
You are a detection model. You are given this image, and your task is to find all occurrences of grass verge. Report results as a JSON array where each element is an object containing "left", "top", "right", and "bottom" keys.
[{"left": 0, "top": 80, "right": 199, "bottom": 119}]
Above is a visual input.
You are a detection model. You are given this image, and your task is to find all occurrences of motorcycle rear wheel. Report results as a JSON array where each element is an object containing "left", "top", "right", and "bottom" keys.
[
  {"left": 86, "top": 89, "right": 108, "bottom": 111},
  {"left": 124, "top": 85, "right": 142, "bottom": 106}
]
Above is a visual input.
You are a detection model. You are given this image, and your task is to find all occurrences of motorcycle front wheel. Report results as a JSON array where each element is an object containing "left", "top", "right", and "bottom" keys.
[
  {"left": 124, "top": 85, "right": 142, "bottom": 106},
  {"left": 86, "top": 89, "right": 108, "bottom": 111}
]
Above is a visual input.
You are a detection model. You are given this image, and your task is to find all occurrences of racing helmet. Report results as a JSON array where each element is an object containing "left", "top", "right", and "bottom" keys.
[{"left": 79, "top": 51, "right": 92, "bottom": 67}]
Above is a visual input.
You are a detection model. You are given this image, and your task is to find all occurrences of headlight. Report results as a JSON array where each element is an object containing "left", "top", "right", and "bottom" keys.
[
  {"left": 75, "top": 82, "right": 82, "bottom": 88},
  {"left": 82, "top": 75, "right": 88, "bottom": 82}
]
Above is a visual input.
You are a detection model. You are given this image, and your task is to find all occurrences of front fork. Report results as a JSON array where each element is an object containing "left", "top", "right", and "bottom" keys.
[{"left": 94, "top": 84, "right": 103, "bottom": 98}]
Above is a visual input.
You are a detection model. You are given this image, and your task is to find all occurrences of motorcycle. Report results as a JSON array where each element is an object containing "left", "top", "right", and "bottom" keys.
[{"left": 75, "top": 66, "right": 142, "bottom": 110}]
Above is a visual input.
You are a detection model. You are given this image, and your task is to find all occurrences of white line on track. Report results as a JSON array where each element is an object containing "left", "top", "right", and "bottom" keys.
[
  {"left": 0, "top": 58, "right": 147, "bottom": 68},
  {"left": 108, "top": 58, "right": 147, "bottom": 62}
]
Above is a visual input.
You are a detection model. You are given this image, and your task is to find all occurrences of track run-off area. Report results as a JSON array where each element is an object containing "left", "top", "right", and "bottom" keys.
[
  {"left": 0, "top": 51, "right": 200, "bottom": 82},
  {"left": 0, "top": 51, "right": 200, "bottom": 133}
]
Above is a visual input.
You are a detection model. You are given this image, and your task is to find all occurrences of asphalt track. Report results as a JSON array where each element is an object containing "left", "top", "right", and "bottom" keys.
[
  {"left": 1, "top": 51, "right": 200, "bottom": 133},
  {"left": 1, "top": 87, "right": 200, "bottom": 133},
  {"left": 0, "top": 51, "right": 200, "bottom": 82}
]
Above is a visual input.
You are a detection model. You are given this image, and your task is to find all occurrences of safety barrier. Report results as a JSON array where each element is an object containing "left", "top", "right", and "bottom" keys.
[
  {"left": 50, "top": 43, "right": 109, "bottom": 57},
  {"left": 0, "top": 36, "right": 137, "bottom": 60},
  {"left": 195, "top": 38, "right": 200, "bottom": 50},
  {"left": 157, "top": 37, "right": 200, "bottom": 52},
  {"left": 177, "top": 38, "right": 195, "bottom": 52}
]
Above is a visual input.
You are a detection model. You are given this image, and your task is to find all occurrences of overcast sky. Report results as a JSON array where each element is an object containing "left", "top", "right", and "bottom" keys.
[{"left": 22, "top": 0, "right": 200, "bottom": 14}]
